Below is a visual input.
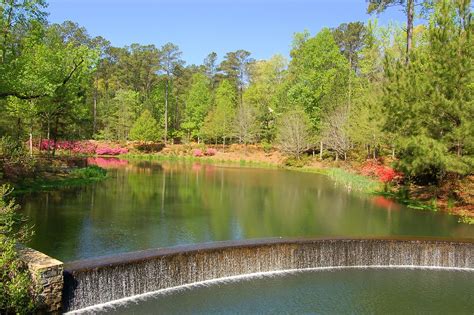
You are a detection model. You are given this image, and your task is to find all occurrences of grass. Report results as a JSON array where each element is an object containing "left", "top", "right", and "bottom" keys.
[
  {"left": 325, "top": 168, "right": 382, "bottom": 193},
  {"left": 14, "top": 166, "right": 107, "bottom": 194}
]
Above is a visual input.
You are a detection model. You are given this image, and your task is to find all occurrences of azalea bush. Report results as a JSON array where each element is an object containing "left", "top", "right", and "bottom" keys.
[
  {"left": 360, "top": 160, "right": 402, "bottom": 183},
  {"left": 37, "top": 140, "right": 128, "bottom": 156},
  {"left": 38, "top": 140, "right": 97, "bottom": 154},
  {"left": 205, "top": 148, "right": 217, "bottom": 156},
  {"left": 193, "top": 149, "right": 203, "bottom": 157}
]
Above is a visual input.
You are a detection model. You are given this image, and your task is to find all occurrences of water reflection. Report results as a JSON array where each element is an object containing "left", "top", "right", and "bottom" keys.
[{"left": 20, "top": 159, "right": 474, "bottom": 261}]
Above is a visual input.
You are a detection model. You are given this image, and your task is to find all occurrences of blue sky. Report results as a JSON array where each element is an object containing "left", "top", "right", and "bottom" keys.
[{"left": 47, "top": 0, "right": 406, "bottom": 65}]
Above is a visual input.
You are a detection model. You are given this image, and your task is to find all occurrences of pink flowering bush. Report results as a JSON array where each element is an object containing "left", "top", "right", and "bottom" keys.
[
  {"left": 360, "top": 160, "right": 403, "bottom": 183},
  {"left": 38, "top": 140, "right": 97, "bottom": 154},
  {"left": 37, "top": 140, "right": 128, "bottom": 156},
  {"left": 204, "top": 148, "right": 217, "bottom": 156},
  {"left": 193, "top": 149, "right": 203, "bottom": 157}
]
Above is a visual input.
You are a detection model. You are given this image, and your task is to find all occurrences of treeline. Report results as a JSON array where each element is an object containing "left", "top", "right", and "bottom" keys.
[{"left": 0, "top": 0, "right": 472, "bottom": 183}]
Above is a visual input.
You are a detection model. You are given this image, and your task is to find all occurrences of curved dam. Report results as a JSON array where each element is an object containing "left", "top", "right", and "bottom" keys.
[{"left": 62, "top": 237, "right": 474, "bottom": 312}]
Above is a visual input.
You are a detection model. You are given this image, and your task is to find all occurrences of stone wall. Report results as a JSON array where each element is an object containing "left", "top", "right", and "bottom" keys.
[
  {"left": 19, "top": 247, "right": 63, "bottom": 313},
  {"left": 62, "top": 237, "right": 473, "bottom": 312}
]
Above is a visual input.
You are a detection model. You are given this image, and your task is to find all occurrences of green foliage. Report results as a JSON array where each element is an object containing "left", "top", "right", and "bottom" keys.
[
  {"left": 201, "top": 80, "right": 236, "bottom": 144},
  {"left": 101, "top": 89, "right": 141, "bottom": 140},
  {"left": 70, "top": 165, "right": 107, "bottom": 180},
  {"left": 287, "top": 28, "right": 349, "bottom": 133},
  {"left": 129, "top": 110, "right": 162, "bottom": 142},
  {"left": 0, "top": 185, "right": 36, "bottom": 314},
  {"left": 182, "top": 73, "right": 211, "bottom": 140},
  {"left": 384, "top": 0, "right": 473, "bottom": 182}
]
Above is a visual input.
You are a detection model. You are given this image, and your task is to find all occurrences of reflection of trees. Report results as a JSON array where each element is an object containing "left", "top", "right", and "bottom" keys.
[{"left": 19, "top": 160, "right": 474, "bottom": 261}]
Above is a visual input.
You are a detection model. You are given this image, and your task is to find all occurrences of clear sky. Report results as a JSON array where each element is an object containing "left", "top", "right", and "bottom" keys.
[{"left": 47, "top": 0, "right": 406, "bottom": 65}]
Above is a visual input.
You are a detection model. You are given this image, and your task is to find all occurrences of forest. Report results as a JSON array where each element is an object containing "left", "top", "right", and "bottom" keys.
[
  {"left": 0, "top": 0, "right": 472, "bottom": 186},
  {"left": 0, "top": 0, "right": 473, "bottom": 312}
]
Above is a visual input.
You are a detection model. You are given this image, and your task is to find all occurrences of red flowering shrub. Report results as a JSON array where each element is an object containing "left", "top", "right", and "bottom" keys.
[
  {"left": 204, "top": 148, "right": 217, "bottom": 156},
  {"left": 360, "top": 160, "right": 403, "bottom": 183},
  {"left": 193, "top": 149, "right": 203, "bottom": 157}
]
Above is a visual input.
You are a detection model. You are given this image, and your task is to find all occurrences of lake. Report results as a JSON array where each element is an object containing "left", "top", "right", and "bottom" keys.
[{"left": 20, "top": 158, "right": 474, "bottom": 262}]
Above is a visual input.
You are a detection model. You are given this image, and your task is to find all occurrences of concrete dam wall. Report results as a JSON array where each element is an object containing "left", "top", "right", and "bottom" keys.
[{"left": 62, "top": 237, "right": 474, "bottom": 312}]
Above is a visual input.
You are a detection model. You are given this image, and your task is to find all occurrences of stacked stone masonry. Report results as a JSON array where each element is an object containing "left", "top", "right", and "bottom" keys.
[{"left": 19, "top": 247, "right": 63, "bottom": 313}]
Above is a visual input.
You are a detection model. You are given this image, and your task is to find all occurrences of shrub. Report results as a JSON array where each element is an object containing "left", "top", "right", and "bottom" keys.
[
  {"left": 360, "top": 160, "right": 402, "bottom": 183},
  {"left": 204, "top": 148, "right": 217, "bottom": 156},
  {"left": 0, "top": 185, "right": 37, "bottom": 313},
  {"left": 193, "top": 149, "right": 203, "bottom": 157},
  {"left": 70, "top": 166, "right": 107, "bottom": 179},
  {"left": 134, "top": 142, "right": 164, "bottom": 153},
  {"left": 1, "top": 136, "right": 36, "bottom": 180},
  {"left": 261, "top": 141, "right": 273, "bottom": 153}
]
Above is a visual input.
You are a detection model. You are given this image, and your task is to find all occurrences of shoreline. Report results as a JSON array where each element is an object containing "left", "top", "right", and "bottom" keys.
[{"left": 5, "top": 144, "right": 473, "bottom": 224}]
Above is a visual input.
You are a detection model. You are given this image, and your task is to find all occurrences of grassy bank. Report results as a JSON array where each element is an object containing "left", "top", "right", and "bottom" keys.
[{"left": 13, "top": 166, "right": 107, "bottom": 194}]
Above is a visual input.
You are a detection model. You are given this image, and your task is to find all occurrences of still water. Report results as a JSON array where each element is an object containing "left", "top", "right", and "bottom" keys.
[
  {"left": 20, "top": 158, "right": 473, "bottom": 261},
  {"left": 97, "top": 268, "right": 474, "bottom": 314}
]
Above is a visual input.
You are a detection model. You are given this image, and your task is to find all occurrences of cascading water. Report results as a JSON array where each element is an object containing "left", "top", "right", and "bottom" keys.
[{"left": 62, "top": 238, "right": 473, "bottom": 312}]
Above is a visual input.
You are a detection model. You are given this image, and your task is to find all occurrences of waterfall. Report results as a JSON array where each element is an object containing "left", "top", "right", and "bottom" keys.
[{"left": 62, "top": 238, "right": 473, "bottom": 312}]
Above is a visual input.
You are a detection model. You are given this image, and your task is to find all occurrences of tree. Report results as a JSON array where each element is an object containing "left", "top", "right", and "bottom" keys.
[
  {"left": 384, "top": 0, "right": 473, "bottom": 182},
  {"left": 332, "top": 22, "right": 367, "bottom": 72},
  {"left": 367, "top": 0, "right": 425, "bottom": 62},
  {"left": 332, "top": 22, "right": 367, "bottom": 111},
  {"left": 129, "top": 110, "right": 162, "bottom": 142},
  {"left": 322, "top": 106, "right": 351, "bottom": 161},
  {"left": 233, "top": 102, "right": 258, "bottom": 145},
  {"left": 160, "top": 43, "right": 184, "bottom": 144},
  {"left": 100, "top": 89, "right": 140, "bottom": 140},
  {"left": 286, "top": 28, "right": 349, "bottom": 133},
  {"left": 219, "top": 50, "right": 254, "bottom": 105},
  {"left": 182, "top": 73, "right": 211, "bottom": 142},
  {"left": 201, "top": 80, "right": 236, "bottom": 146},
  {"left": 244, "top": 54, "right": 287, "bottom": 141},
  {"left": 276, "top": 108, "right": 312, "bottom": 159},
  {"left": 204, "top": 52, "right": 218, "bottom": 89}
]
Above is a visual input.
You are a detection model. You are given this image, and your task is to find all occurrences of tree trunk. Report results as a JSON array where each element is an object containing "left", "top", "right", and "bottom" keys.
[
  {"left": 52, "top": 117, "right": 59, "bottom": 157},
  {"left": 348, "top": 55, "right": 352, "bottom": 112},
  {"left": 29, "top": 130, "right": 33, "bottom": 157},
  {"left": 46, "top": 120, "right": 51, "bottom": 156},
  {"left": 164, "top": 76, "right": 169, "bottom": 144},
  {"left": 335, "top": 151, "right": 339, "bottom": 161},
  {"left": 406, "top": 0, "right": 414, "bottom": 63},
  {"left": 320, "top": 141, "right": 323, "bottom": 160},
  {"left": 93, "top": 73, "right": 98, "bottom": 135}
]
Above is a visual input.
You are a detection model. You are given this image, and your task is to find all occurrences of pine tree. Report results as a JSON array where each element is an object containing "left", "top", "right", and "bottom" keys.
[{"left": 384, "top": 0, "right": 473, "bottom": 182}]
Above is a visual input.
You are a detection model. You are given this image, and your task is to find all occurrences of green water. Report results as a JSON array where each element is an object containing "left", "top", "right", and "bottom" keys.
[
  {"left": 20, "top": 158, "right": 473, "bottom": 261},
  {"left": 100, "top": 268, "right": 474, "bottom": 314}
]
